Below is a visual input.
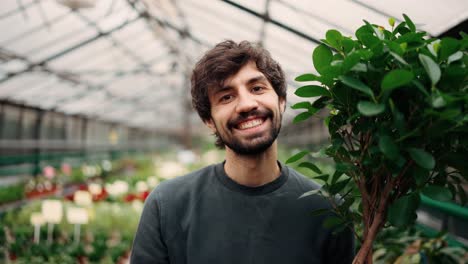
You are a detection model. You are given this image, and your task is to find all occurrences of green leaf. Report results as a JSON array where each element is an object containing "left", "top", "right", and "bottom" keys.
[
  {"left": 286, "top": 150, "right": 309, "bottom": 164},
  {"left": 359, "top": 33, "right": 380, "bottom": 49},
  {"left": 356, "top": 49, "right": 373, "bottom": 60},
  {"left": 413, "top": 166, "right": 430, "bottom": 186},
  {"left": 428, "top": 39, "right": 440, "bottom": 57},
  {"left": 378, "top": 135, "right": 399, "bottom": 160},
  {"left": 419, "top": 54, "right": 441, "bottom": 86},
  {"left": 330, "top": 170, "right": 344, "bottom": 185},
  {"left": 388, "top": 193, "right": 420, "bottom": 227},
  {"left": 381, "top": 69, "right": 414, "bottom": 92},
  {"left": 329, "top": 178, "right": 351, "bottom": 195},
  {"left": 387, "top": 41, "right": 404, "bottom": 56},
  {"left": 447, "top": 51, "right": 463, "bottom": 64},
  {"left": 313, "top": 44, "right": 333, "bottom": 75},
  {"left": 293, "top": 111, "right": 313, "bottom": 123},
  {"left": 335, "top": 163, "right": 355, "bottom": 173},
  {"left": 408, "top": 148, "right": 435, "bottom": 170},
  {"left": 298, "top": 162, "right": 322, "bottom": 174},
  {"left": 364, "top": 20, "right": 384, "bottom": 40},
  {"left": 326, "top": 29, "right": 343, "bottom": 49},
  {"left": 342, "top": 38, "right": 355, "bottom": 54},
  {"left": 422, "top": 185, "right": 453, "bottom": 202},
  {"left": 291, "top": 101, "right": 312, "bottom": 110},
  {"left": 439, "top": 37, "right": 460, "bottom": 61},
  {"left": 299, "top": 189, "right": 320, "bottom": 199},
  {"left": 351, "top": 63, "right": 367, "bottom": 72},
  {"left": 323, "top": 216, "right": 344, "bottom": 229},
  {"left": 389, "top": 51, "right": 409, "bottom": 65},
  {"left": 403, "top": 14, "right": 416, "bottom": 32},
  {"left": 295, "top": 85, "right": 331, "bottom": 98},
  {"left": 357, "top": 101, "right": 385, "bottom": 116},
  {"left": 431, "top": 93, "right": 446, "bottom": 108},
  {"left": 396, "top": 32, "right": 426, "bottom": 44},
  {"left": 395, "top": 22, "right": 410, "bottom": 35},
  {"left": 356, "top": 25, "right": 373, "bottom": 42},
  {"left": 339, "top": 76, "right": 374, "bottom": 98},
  {"left": 342, "top": 52, "right": 361, "bottom": 72},
  {"left": 295, "top": 73, "right": 319, "bottom": 82},
  {"left": 314, "top": 174, "right": 330, "bottom": 182}
]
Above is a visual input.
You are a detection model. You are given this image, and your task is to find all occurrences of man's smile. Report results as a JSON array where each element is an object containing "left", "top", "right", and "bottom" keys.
[{"left": 236, "top": 117, "right": 265, "bottom": 130}]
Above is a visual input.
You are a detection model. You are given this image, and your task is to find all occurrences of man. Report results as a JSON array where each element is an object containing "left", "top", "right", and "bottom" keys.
[{"left": 131, "top": 40, "right": 354, "bottom": 263}]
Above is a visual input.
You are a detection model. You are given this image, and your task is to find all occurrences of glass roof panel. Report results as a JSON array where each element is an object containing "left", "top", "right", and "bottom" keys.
[
  {"left": 181, "top": 0, "right": 263, "bottom": 44},
  {"left": 78, "top": 0, "right": 139, "bottom": 31},
  {"left": 0, "top": 0, "right": 35, "bottom": 18},
  {"left": 9, "top": 76, "right": 61, "bottom": 102},
  {"left": 357, "top": 0, "right": 468, "bottom": 36},
  {"left": 271, "top": 0, "right": 386, "bottom": 42},
  {"left": 0, "top": 1, "right": 69, "bottom": 46},
  {"left": 0, "top": 0, "right": 466, "bottom": 133},
  {"left": 264, "top": 23, "right": 318, "bottom": 77},
  {"left": 0, "top": 72, "right": 50, "bottom": 97}
]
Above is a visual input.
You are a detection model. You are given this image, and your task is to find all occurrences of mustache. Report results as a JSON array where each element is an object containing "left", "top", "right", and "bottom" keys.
[{"left": 227, "top": 108, "right": 273, "bottom": 128}]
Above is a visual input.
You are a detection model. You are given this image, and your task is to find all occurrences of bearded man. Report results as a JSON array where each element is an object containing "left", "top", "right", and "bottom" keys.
[{"left": 131, "top": 40, "right": 354, "bottom": 264}]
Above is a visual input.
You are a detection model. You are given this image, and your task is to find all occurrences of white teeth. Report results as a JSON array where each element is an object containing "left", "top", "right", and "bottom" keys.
[{"left": 238, "top": 118, "right": 263, "bottom": 130}]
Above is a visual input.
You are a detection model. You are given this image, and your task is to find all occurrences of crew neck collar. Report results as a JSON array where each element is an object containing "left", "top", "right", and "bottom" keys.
[{"left": 214, "top": 161, "right": 288, "bottom": 196}]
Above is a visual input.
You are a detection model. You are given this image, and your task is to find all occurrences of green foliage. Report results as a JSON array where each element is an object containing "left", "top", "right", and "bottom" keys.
[
  {"left": 0, "top": 183, "right": 24, "bottom": 204},
  {"left": 292, "top": 14, "right": 467, "bottom": 243},
  {"left": 373, "top": 227, "right": 467, "bottom": 264},
  {"left": 1, "top": 200, "right": 138, "bottom": 263}
]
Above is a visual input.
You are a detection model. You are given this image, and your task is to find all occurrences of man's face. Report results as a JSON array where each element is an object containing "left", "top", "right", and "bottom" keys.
[{"left": 206, "top": 61, "right": 285, "bottom": 155}]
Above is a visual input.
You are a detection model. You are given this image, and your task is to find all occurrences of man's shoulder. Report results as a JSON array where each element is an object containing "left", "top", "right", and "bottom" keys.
[{"left": 146, "top": 163, "right": 218, "bottom": 203}]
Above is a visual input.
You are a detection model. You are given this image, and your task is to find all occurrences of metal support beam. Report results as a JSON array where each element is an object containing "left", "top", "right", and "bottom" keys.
[
  {"left": 258, "top": 0, "right": 271, "bottom": 46},
  {"left": 220, "top": 0, "right": 320, "bottom": 45}
]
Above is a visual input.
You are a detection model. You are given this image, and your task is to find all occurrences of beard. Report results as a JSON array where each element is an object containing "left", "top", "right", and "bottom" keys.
[{"left": 214, "top": 108, "right": 282, "bottom": 155}]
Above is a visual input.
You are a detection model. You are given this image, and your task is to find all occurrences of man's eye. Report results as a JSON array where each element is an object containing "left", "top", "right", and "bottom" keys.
[
  {"left": 220, "top": 95, "right": 233, "bottom": 102},
  {"left": 252, "top": 86, "right": 264, "bottom": 93}
]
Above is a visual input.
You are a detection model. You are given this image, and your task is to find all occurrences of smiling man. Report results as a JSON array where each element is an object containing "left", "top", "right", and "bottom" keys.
[{"left": 131, "top": 40, "right": 354, "bottom": 264}]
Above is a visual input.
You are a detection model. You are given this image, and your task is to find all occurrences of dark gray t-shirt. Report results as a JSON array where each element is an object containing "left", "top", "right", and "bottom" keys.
[{"left": 131, "top": 162, "right": 354, "bottom": 264}]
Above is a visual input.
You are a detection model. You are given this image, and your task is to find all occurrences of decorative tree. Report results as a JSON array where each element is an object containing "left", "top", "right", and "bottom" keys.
[{"left": 288, "top": 15, "right": 467, "bottom": 264}]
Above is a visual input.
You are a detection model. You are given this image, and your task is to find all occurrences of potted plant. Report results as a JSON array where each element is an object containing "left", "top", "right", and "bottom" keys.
[{"left": 288, "top": 14, "right": 467, "bottom": 263}]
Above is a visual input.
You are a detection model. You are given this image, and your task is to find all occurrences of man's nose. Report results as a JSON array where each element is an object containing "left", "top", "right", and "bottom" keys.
[{"left": 235, "top": 91, "right": 258, "bottom": 114}]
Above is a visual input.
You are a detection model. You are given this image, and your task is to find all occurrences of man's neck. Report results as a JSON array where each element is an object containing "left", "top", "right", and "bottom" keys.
[{"left": 224, "top": 142, "right": 281, "bottom": 187}]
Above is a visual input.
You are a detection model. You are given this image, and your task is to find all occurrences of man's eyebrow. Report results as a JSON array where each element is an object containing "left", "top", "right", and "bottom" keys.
[
  {"left": 212, "top": 86, "right": 233, "bottom": 96},
  {"left": 246, "top": 75, "right": 268, "bottom": 85},
  {"left": 219, "top": 75, "right": 268, "bottom": 91}
]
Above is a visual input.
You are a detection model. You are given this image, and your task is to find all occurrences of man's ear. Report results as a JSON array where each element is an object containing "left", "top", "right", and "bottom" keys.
[
  {"left": 204, "top": 118, "right": 217, "bottom": 133},
  {"left": 279, "top": 98, "right": 286, "bottom": 113}
]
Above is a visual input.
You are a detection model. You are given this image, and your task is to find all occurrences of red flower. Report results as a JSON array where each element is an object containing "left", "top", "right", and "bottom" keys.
[
  {"left": 140, "top": 191, "right": 150, "bottom": 201},
  {"left": 124, "top": 194, "right": 136, "bottom": 202}
]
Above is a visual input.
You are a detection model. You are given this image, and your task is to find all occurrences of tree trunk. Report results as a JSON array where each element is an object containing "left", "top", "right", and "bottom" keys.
[{"left": 353, "top": 197, "right": 386, "bottom": 264}]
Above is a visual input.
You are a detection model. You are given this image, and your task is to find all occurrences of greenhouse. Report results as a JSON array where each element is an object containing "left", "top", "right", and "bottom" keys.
[{"left": 0, "top": 0, "right": 467, "bottom": 263}]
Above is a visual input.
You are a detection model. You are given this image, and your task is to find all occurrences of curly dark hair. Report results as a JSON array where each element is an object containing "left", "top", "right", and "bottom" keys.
[{"left": 191, "top": 40, "right": 287, "bottom": 123}]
